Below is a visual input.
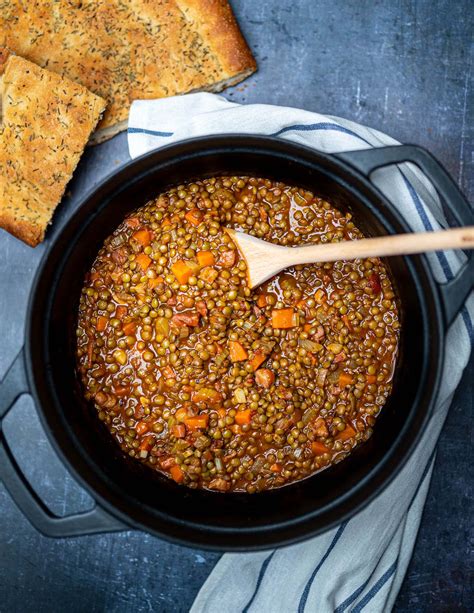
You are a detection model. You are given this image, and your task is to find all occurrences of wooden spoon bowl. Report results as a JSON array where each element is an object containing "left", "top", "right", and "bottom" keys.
[{"left": 225, "top": 226, "right": 474, "bottom": 289}]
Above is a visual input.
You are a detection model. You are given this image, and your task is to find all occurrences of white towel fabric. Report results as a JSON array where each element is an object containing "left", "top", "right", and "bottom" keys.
[{"left": 128, "top": 93, "right": 473, "bottom": 613}]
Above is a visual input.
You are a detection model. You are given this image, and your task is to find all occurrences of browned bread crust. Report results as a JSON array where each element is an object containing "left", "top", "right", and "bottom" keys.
[
  {"left": 0, "top": 0, "right": 256, "bottom": 144},
  {"left": 0, "top": 50, "right": 106, "bottom": 246},
  {"left": 178, "top": 0, "right": 256, "bottom": 75}
]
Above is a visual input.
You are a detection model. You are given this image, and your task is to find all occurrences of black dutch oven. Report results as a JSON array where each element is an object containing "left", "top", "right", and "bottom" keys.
[{"left": 0, "top": 137, "right": 472, "bottom": 550}]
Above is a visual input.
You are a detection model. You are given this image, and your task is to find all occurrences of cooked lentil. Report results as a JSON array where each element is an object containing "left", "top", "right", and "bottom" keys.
[{"left": 76, "top": 176, "right": 400, "bottom": 493}]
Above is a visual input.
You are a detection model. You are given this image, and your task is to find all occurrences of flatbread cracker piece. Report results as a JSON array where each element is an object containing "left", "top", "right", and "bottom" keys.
[
  {"left": 0, "top": 0, "right": 257, "bottom": 144},
  {"left": 0, "top": 50, "right": 106, "bottom": 246}
]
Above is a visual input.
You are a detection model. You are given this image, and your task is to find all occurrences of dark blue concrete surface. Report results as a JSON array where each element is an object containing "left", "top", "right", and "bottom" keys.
[{"left": 0, "top": 1, "right": 472, "bottom": 611}]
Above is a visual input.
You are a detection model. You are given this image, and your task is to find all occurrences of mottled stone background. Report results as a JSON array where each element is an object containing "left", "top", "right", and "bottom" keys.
[{"left": 0, "top": 1, "right": 472, "bottom": 610}]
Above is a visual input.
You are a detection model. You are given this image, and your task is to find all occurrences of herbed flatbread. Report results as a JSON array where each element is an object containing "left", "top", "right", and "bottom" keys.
[
  {"left": 0, "top": 0, "right": 256, "bottom": 144},
  {"left": 0, "top": 50, "right": 106, "bottom": 246}
]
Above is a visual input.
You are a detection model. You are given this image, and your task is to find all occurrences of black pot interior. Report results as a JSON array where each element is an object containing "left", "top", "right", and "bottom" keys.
[{"left": 28, "top": 138, "right": 441, "bottom": 548}]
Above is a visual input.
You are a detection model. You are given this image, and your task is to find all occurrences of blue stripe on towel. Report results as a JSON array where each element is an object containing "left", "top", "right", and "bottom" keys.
[
  {"left": 351, "top": 560, "right": 398, "bottom": 613},
  {"left": 128, "top": 127, "right": 174, "bottom": 137},
  {"left": 335, "top": 451, "right": 436, "bottom": 612},
  {"left": 270, "top": 122, "right": 373, "bottom": 146},
  {"left": 401, "top": 173, "right": 453, "bottom": 279},
  {"left": 297, "top": 521, "right": 349, "bottom": 613},
  {"left": 401, "top": 173, "right": 473, "bottom": 342},
  {"left": 335, "top": 575, "right": 372, "bottom": 613},
  {"left": 461, "top": 305, "right": 474, "bottom": 342},
  {"left": 242, "top": 551, "right": 276, "bottom": 613}
]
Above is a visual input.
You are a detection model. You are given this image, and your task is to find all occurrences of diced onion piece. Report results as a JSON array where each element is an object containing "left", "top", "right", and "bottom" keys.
[
  {"left": 234, "top": 388, "right": 247, "bottom": 404},
  {"left": 299, "top": 339, "right": 323, "bottom": 353},
  {"left": 155, "top": 317, "right": 170, "bottom": 337}
]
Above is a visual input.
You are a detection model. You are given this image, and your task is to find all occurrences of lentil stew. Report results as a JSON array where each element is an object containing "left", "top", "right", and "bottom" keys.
[{"left": 76, "top": 176, "right": 400, "bottom": 493}]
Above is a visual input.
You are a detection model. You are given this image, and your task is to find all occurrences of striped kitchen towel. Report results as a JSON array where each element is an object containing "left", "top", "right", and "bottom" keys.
[{"left": 128, "top": 93, "right": 473, "bottom": 613}]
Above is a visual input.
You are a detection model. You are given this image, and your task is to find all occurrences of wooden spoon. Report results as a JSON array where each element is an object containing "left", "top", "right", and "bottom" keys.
[{"left": 225, "top": 226, "right": 474, "bottom": 289}]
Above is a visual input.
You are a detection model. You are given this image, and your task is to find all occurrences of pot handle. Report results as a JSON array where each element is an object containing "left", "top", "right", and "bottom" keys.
[
  {"left": 0, "top": 348, "right": 127, "bottom": 537},
  {"left": 335, "top": 145, "right": 474, "bottom": 326}
]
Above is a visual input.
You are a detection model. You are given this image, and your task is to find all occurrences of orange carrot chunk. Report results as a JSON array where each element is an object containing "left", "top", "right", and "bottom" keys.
[
  {"left": 311, "top": 441, "right": 330, "bottom": 456},
  {"left": 96, "top": 316, "right": 108, "bottom": 332},
  {"left": 249, "top": 349, "right": 267, "bottom": 371},
  {"left": 229, "top": 340, "right": 248, "bottom": 362},
  {"left": 148, "top": 277, "right": 164, "bottom": 289},
  {"left": 172, "top": 424, "right": 186, "bottom": 438},
  {"left": 116, "top": 305, "right": 128, "bottom": 319},
  {"left": 170, "top": 464, "right": 184, "bottom": 483},
  {"left": 139, "top": 436, "right": 154, "bottom": 451},
  {"left": 256, "top": 294, "right": 267, "bottom": 307},
  {"left": 235, "top": 409, "right": 252, "bottom": 425},
  {"left": 339, "top": 372, "right": 354, "bottom": 387},
  {"left": 197, "top": 250, "right": 215, "bottom": 267},
  {"left": 271, "top": 308, "right": 298, "bottom": 329},
  {"left": 171, "top": 311, "right": 200, "bottom": 327},
  {"left": 171, "top": 260, "right": 193, "bottom": 284},
  {"left": 270, "top": 463, "right": 283, "bottom": 473},
  {"left": 122, "top": 321, "right": 137, "bottom": 336},
  {"left": 336, "top": 425, "right": 357, "bottom": 441},
  {"left": 185, "top": 209, "right": 203, "bottom": 226},
  {"left": 255, "top": 368, "right": 275, "bottom": 389},
  {"left": 184, "top": 414, "right": 209, "bottom": 430},
  {"left": 114, "top": 385, "right": 131, "bottom": 397},
  {"left": 132, "top": 228, "right": 152, "bottom": 246},
  {"left": 136, "top": 421, "right": 151, "bottom": 435},
  {"left": 135, "top": 253, "right": 151, "bottom": 270}
]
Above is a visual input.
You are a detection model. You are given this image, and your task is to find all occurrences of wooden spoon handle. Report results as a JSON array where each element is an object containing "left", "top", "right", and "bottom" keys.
[{"left": 286, "top": 226, "right": 474, "bottom": 266}]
